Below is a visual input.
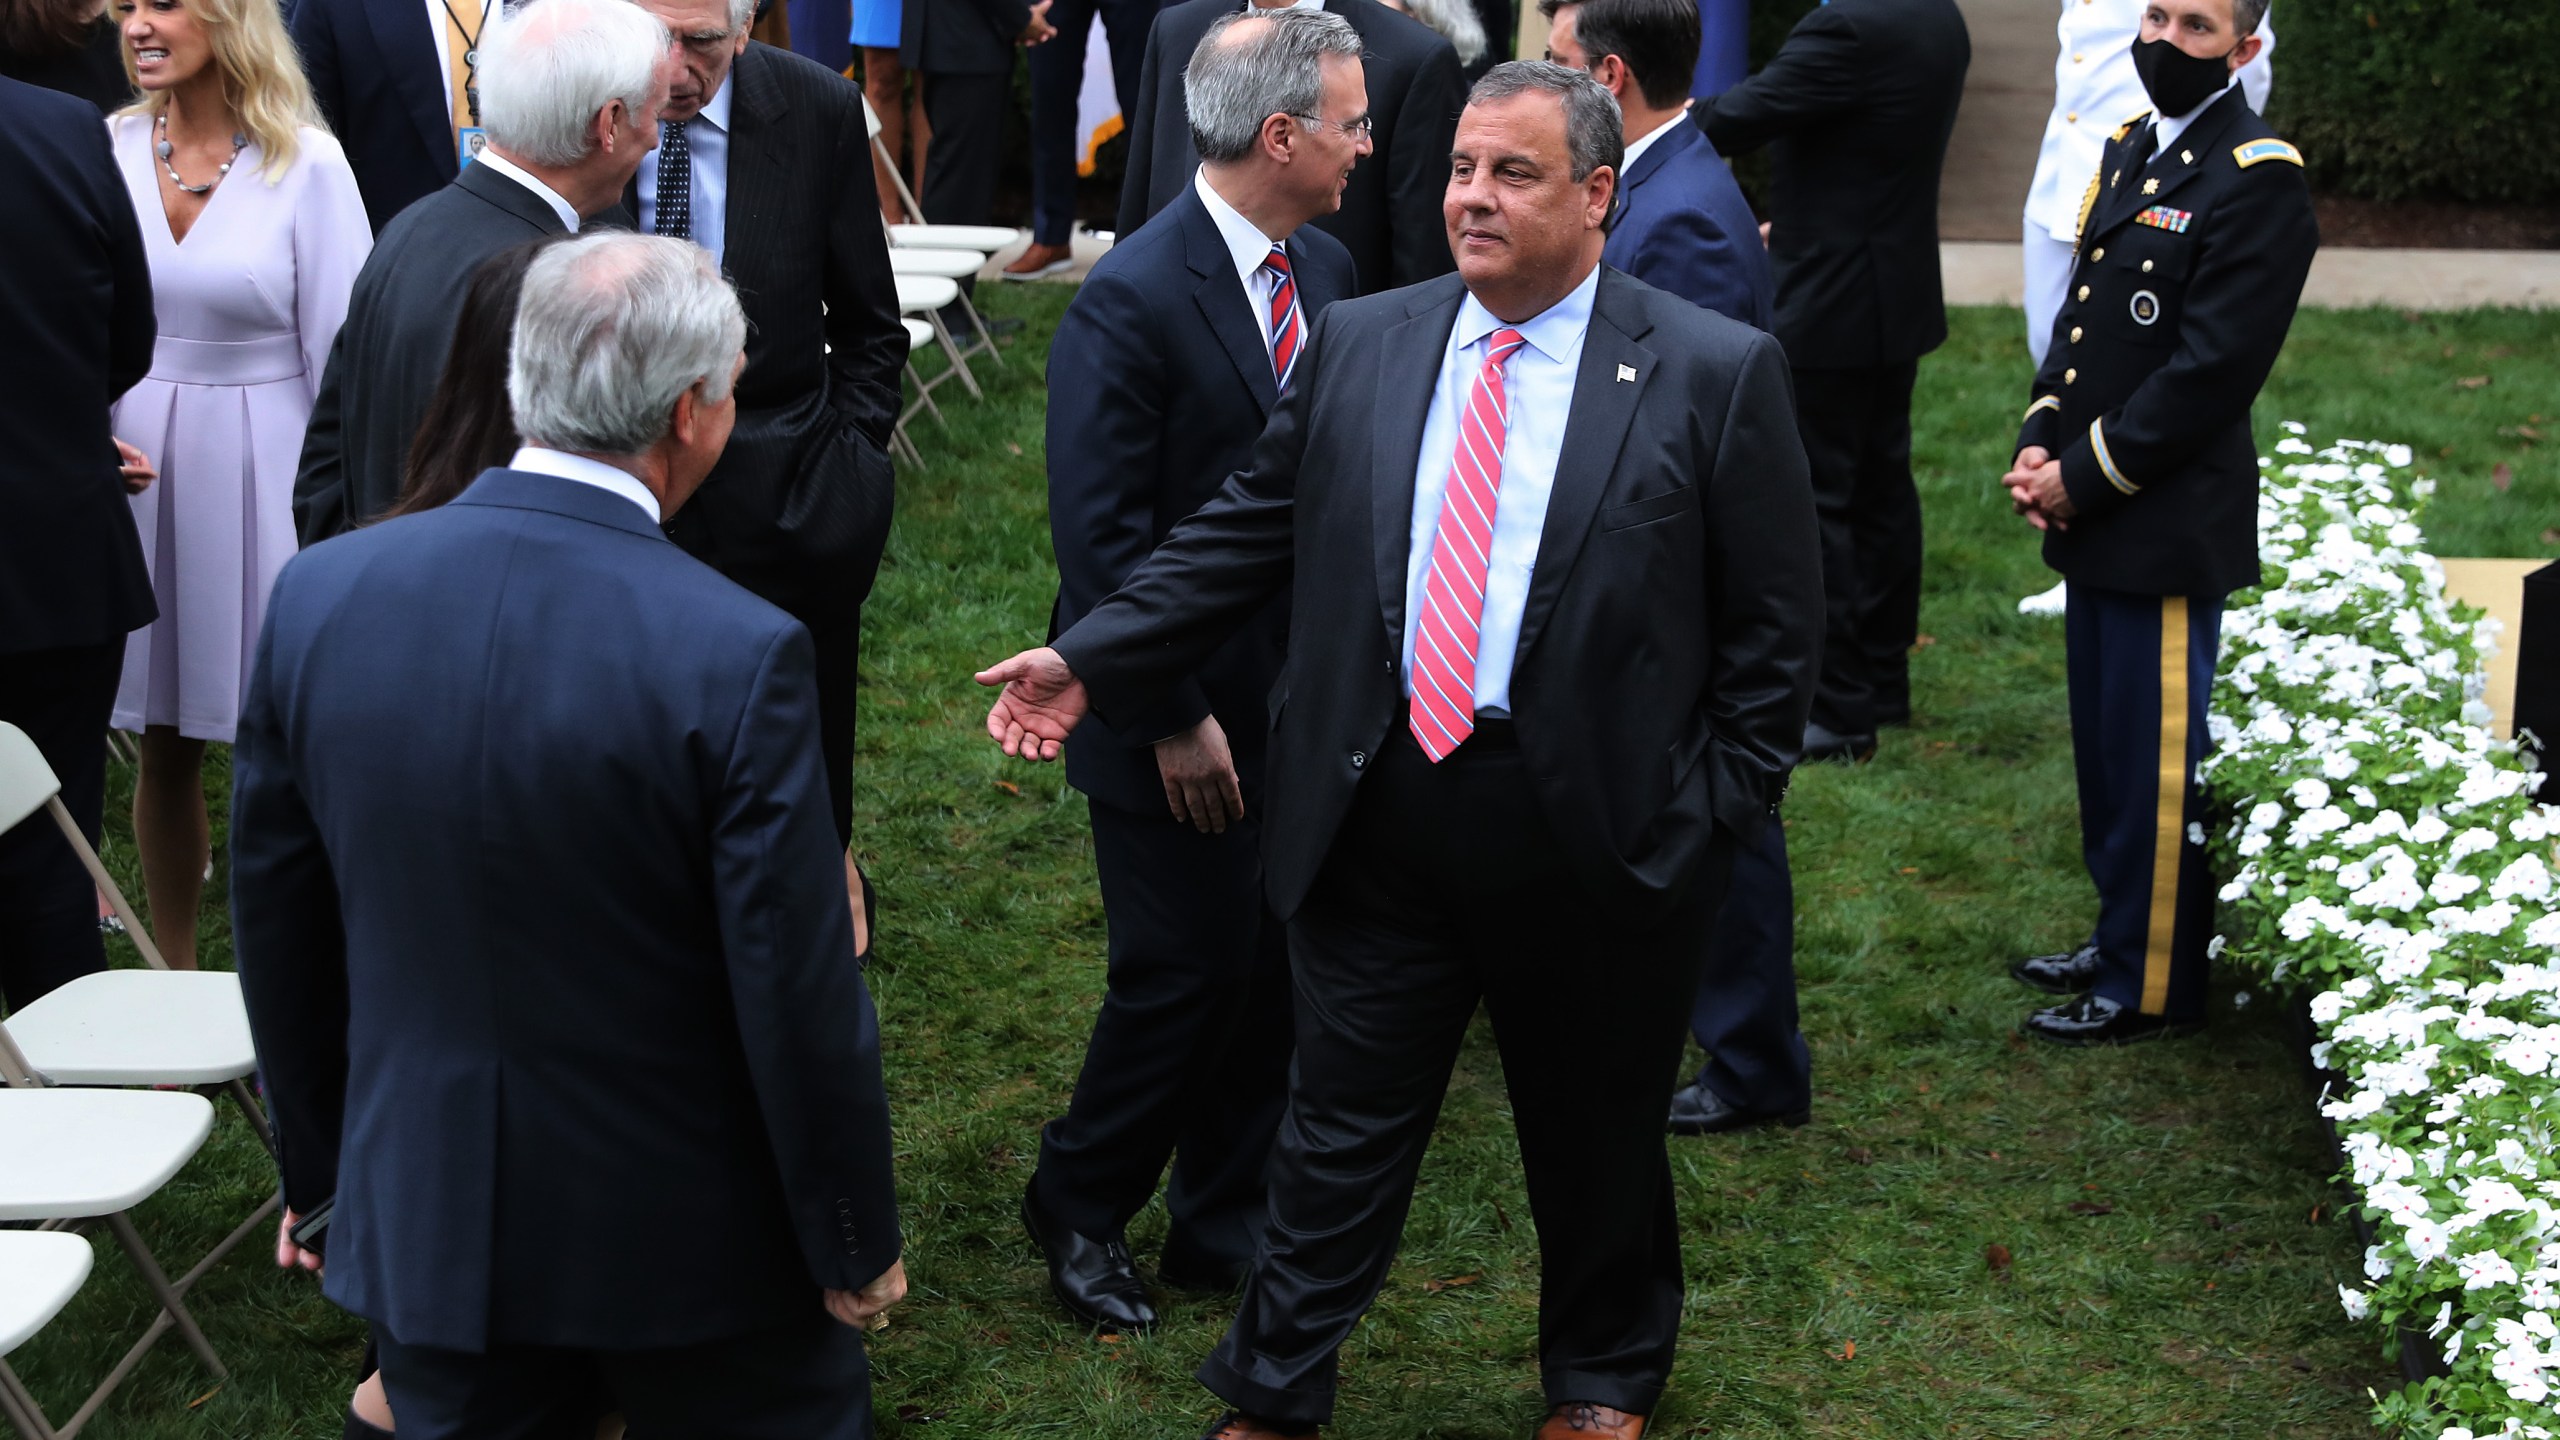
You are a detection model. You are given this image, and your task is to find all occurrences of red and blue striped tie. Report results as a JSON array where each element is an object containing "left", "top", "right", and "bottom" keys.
[
  {"left": 1261, "top": 244, "right": 1302, "bottom": 391},
  {"left": 1409, "top": 327, "right": 1528, "bottom": 762}
]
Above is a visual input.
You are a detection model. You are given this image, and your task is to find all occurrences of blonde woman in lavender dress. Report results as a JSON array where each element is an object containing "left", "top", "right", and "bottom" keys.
[{"left": 108, "top": 0, "right": 367, "bottom": 967}]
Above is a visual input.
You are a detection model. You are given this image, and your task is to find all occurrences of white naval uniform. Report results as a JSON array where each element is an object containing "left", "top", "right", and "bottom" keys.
[{"left": 2021, "top": 0, "right": 2275, "bottom": 364}]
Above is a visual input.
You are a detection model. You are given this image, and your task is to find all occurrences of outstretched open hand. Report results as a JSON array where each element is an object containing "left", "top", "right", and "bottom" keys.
[{"left": 977, "top": 647, "right": 1090, "bottom": 761}]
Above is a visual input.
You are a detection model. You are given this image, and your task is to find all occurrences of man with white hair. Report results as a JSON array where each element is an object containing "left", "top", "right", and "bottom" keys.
[
  {"left": 624, "top": 0, "right": 909, "bottom": 891},
  {"left": 292, "top": 0, "right": 677, "bottom": 542},
  {"left": 237, "top": 232, "right": 907, "bottom": 1438}
]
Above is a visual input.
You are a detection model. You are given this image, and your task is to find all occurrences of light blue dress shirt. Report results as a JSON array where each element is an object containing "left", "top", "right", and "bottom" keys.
[
  {"left": 1400, "top": 265, "right": 1600, "bottom": 719},
  {"left": 634, "top": 77, "right": 733, "bottom": 265}
]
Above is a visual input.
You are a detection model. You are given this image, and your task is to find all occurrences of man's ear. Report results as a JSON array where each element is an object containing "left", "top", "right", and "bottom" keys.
[
  {"left": 1594, "top": 53, "right": 1633, "bottom": 105},
  {"left": 669, "top": 381, "right": 703, "bottom": 447},
  {"left": 597, "top": 101, "right": 626, "bottom": 151},
  {"left": 1588, "top": 164, "right": 1616, "bottom": 229},
  {"left": 2230, "top": 31, "right": 2264, "bottom": 70},
  {"left": 1259, "top": 110, "right": 1296, "bottom": 165}
]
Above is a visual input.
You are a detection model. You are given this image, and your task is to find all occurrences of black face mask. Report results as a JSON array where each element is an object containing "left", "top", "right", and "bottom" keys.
[{"left": 2130, "top": 35, "right": 2236, "bottom": 120}]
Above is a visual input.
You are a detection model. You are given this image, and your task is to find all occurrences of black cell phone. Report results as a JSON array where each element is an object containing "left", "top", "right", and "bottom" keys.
[{"left": 288, "top": 1197, "right": 336, "bottom": 1257}]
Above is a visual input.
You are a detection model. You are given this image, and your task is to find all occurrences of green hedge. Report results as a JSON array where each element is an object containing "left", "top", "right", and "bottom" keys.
[{"left": 2269, "top": 0, "right": 2560, "bottom": 204}]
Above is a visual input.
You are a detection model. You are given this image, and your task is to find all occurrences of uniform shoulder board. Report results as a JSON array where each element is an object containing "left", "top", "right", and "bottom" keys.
[
  {"left": 2233, "top": 137, "right": 2305, "bottom": 169},
  {"left": 2109, "top": 109, "right": 2150, "bottom": 143}
]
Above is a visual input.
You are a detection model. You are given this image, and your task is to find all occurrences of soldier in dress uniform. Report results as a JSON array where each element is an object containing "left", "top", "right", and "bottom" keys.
[
  {"left": 2022, "top": 0, "right": 2273, "bottom": 367},
  {"left": 2001, "top": 0, "right": 2316, "bottom": 1044}
]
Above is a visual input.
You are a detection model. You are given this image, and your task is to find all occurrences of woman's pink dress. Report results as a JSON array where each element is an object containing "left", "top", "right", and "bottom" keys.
[{"left": 107, "top": 117, "right": 369, "bottom": 742}]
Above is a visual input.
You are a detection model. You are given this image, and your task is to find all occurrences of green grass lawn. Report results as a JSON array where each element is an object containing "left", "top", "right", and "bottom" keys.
[{"left": 11, "top": 294, "right": 2558, "bottom": 1440}]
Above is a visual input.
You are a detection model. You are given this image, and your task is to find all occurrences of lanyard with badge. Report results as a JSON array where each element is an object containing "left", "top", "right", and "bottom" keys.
[{"left": 450, "top": 0, "right": 492, "bottom": 167}]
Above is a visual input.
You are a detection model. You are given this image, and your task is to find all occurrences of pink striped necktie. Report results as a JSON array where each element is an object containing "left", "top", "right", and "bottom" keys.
[
  {"left": 1260, "top": 243, "right": 1302, "bottom": 390},
  {"left": 1409, "top": 327, "right": 1528, "bottom": 762}
]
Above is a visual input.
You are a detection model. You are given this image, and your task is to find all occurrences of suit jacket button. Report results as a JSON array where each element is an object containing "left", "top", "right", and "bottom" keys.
[
  {"left": 2090, "top": 247, "right": 2105, "bottom": 262},
  {"left": 2069, "top": 326, "right": 2082, "bottom": 343},
  {"left": 2142, "top": 259, "right": 2155, "bottom": 272},
  {"left": 2064, "top": 368, "right": 2078, "bottom": 384},
  {"left": 1351, "top": 751, "right": 1367, "bottom": 769},
  {"left": 2077, "top": 284, "right": 2090, "bottom": 301}
]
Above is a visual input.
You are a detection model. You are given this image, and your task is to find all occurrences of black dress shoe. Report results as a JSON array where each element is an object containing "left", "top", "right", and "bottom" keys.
[
  {"left": 2019, "top": 992, "right": 2201, "bottom": 1046},
  {"left": 2010, "top": 942, "right": 2100, "bottom": 994},
  {"left": 1800, "top": 721, "right": 1877, "bottom": 764},
  {"left": 1666, "top": 1078, "right": 1810, "bottom": 1136},
  {"left": 1874, "top": 694, "right": 1912, "bottom": 728},
  {"left": 1021, "top": 1182, "right": 1156, "bottom": 1331}
]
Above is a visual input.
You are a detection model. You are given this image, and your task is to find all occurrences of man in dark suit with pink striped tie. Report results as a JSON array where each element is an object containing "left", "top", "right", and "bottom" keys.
[
  {"left": 982, "top": 61, "right": 1820, "bottom": 1440},
  {"left": 1024, "top": 7, "right": 1362, "bottom": 1336}
]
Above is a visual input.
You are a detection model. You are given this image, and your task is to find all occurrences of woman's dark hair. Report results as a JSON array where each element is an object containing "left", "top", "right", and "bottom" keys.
[
  {"left": 378, "top": 236, "right": 563, "bottom": 521},
  {"left": 0, "top": 0, "right": 102, "bottom": 59}
]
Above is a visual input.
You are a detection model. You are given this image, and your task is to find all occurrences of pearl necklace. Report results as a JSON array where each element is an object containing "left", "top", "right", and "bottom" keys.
[{"left": 156, "top": 112, "right": 247, "bottom": 195}]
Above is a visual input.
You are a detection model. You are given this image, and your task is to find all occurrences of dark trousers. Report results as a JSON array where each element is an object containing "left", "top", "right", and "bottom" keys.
[
  {"left": 375, "top": 1314, "right": 872, "bottom": 1440},
  {"left": 1792, "top": 362, "right": 1922, "bottom": 733},
  {"left": 1686, "top": 815, "right": 1810, "bottom": 1116},
  {"left": 1033, "top": 796, "right": 1291, "bottom": 1270},
  {"left": 1200, "top": 721, "right": 1730, "bottom": 1428},
  {"left": 2065, "top": 584, "right": 2221, "bottom": 1022},
  {"left": 0, "top": 638, "right": 124, "bottom": 1012},
  {"left": 1025, "top": 0, "right": 1152, "bottom": 245},
  {"left": 918, "top": 72, "right": 1008, "bottom": 226}
]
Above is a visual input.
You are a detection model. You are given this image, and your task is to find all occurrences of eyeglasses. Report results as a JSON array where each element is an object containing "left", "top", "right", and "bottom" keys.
[{"left": 1290, "top": 112, "right": 1374, "bottom": 139}]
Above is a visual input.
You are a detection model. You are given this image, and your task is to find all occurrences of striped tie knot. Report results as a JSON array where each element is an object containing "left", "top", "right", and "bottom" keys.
[
  {"left": 1407, "top": 325, "right": 1532, "bottom": 763},
  {"left": 1261, "top": 243, "right": 1303, "bottom": 390}
]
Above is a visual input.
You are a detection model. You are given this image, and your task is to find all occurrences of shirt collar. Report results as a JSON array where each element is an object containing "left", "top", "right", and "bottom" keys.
[
  {"left": 694, "top": 74, "right": 733, "bottom": 134},
  {"left": 1620, "top": 111, "right": 1687, "bottom": 173},
  {"left": 473, "top": 148, "right": 581, "bottom": 233},
  {"left": 508, "top": 446, "right": 662, "bottom": 523},
  {"left": 1452, "top": 263, "right": 1600, "bottom": 368},
  {"left": 1194, "top": 166, "right": 1286, "bottom": 289},
  {"left": 2153, "top": 78, "right": 2234, "bottom": 151}
]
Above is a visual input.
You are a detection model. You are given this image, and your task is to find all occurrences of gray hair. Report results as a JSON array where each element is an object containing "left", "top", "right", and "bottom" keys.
[
  {"left": 477, "top": 0, "right": 670, "bottom": 167},
  {"left": 2230, "top": 0, "right": 2267, "bottom": 39},
  {"left": 1183, "top": 8, "right": 1364, "bottom": 165},
  {"left": 1392, "top": 0, "right": 1484, "bottom": 67},
  {"left": 1466, "top": 60, "right": 1622, "bottom": 183},
  {"left": 509, "top": 234, "right": 747, "bottom": 457}
]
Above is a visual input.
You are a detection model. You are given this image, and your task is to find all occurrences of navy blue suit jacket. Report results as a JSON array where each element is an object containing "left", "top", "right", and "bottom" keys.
[
  {"left": 1601, "top": 122, "right": 1773, "bottom": 333},
  {"left": 1046, "top": 185, "right": 1356, "bottom": 815},
  {"left": 231, "top": 470, "right": 900, "bottom": 1352},
  {"left": 0, "top": 77, "right": 156, "bottom": 653},
  {"left": 288, "top": 0, "right": 455, "bottom": 233}
]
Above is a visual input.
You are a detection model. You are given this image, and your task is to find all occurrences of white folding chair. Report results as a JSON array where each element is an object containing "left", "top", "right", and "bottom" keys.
[
  {"left": 0, "top": 722, "right": 272, "bottom": 1158},
  {"left": 857, "top": 95, "right": 1023, "bottom": 251},
  {"left": 0, "top": 1043, "right": 232, "bottom": 1440},
  {"left": 893, "top": 274, "right": 983, "bottom": 401},
  {"left": 0, "top": 1230, "right": 94, "bottom": 1440},
  {"left": 893, "top": 318, "right": 944, "bottom": 468},
  {"left": 0, "top": 1230, "right": 95, "bottom": 1440},
  {"left": 889, "top": 245, "right": 1009, "bottom": 378}
]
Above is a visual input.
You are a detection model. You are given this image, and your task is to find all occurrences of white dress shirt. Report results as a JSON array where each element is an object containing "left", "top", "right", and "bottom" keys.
[
  {"left": 425, "top": 0, "right": 494, "bottom": 126},
  {"left": 472, "top": 148, "right": 580, "bottom": 232},
  {"left": 2023, "top": 0, "right": 2274, "bottom": 243},
  {"left": 1400, "top": 265, "right": 1600, "bottom": 719},
  {"left": 1619, "top": 111, "right": 1687, "bottom": 174},
  {"left": 1194, "top": 166, "right": 1289, "bottom": 361},
  {"left": 508, "top": 446, "right": 661, "bottom": 524},
  {"left": 635, "top": 78, "right": 734, "bottom": 265}
]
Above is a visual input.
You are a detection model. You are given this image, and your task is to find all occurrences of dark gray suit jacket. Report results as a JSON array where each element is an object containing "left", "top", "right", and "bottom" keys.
[
  {"left": 1116, "top": 0, "right": 1464, "bottom": 295},
  {"left": 1055, "top": 267, "right": 1823, "bottom": 920},
  {"left": 291, "top": 161, "right": 571, "bottom": 542},
  {"left": 659, "top": 42, "right": 906, "bottom": 611}
]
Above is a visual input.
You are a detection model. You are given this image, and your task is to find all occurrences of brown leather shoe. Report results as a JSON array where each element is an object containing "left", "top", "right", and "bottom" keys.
[
  {"left": 1198, "top": 1411, "right": 1317, "bottom": 1440},
  {"left": 1534, "top": 1402, "right": 1646, "bottom": 1439},
  {"left": 1001, "top": 240, "right": 1076, "bottom": 280}
]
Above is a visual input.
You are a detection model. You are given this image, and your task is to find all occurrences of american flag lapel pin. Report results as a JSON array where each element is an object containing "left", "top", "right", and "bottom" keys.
[{"left": 1616, "top": 364, "right": 1636, "bottom": 383}]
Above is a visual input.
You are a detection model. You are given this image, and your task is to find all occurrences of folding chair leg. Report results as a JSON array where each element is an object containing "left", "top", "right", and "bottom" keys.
[
  {"left": 873, "top": 135, "right": 927, "bottom": 226},
  {"left": 45, "top": 798, "right": 170, "bottom": 971},
  {"left": 223, "top": 1078, "right": 277, "bottom": 1159},
  {"left": 957, "top": 295, "right": 1007, "bottom": 371},
  {"left": 928, "top": 314, "right": 983, "bottom": 400},
  {"left": 0, "top": 1361, "right": 61, "bottom": 1440},
  {"left": 103, "top": 1212, "right": 226, "bottom": 1380},
  {"left": 906, "top": 363, "right": 947, "bottom": 426}
]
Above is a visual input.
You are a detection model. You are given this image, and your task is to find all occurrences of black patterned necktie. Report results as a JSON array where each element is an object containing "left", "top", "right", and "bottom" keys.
[{"left": 654, "top": 119, "right": 692, "bottom": 240}]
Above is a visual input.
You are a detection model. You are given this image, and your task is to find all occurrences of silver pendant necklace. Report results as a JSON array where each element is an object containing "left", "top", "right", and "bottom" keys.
[{"left": 157, "top": 112, "right": 247, "bottom": 195}]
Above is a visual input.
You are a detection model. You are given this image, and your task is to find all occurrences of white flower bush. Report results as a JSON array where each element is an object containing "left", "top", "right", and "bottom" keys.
[{"left": 2199, "top": 427, "right": 2559, "bottom": 1437}]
